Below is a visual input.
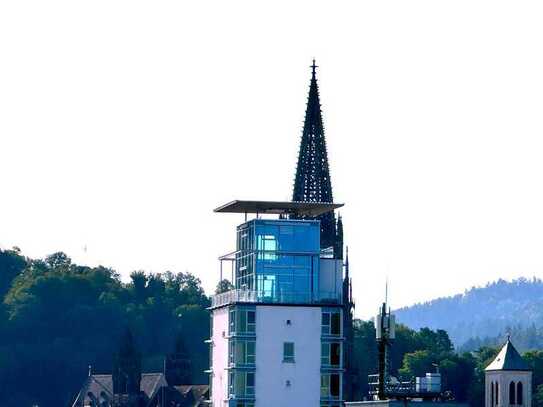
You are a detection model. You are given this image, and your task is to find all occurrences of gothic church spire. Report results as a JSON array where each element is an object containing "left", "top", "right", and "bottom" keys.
[
  {"left": 293, "top": 59, "right": 334, "bottom": 204},
  {"left": 292, "top": 60, "right": 337, "bottom": 253}
]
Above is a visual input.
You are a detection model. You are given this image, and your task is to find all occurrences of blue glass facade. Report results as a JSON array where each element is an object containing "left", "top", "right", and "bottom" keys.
[{"left": 235, "top": 219, "right": 320, "bottom": 303}]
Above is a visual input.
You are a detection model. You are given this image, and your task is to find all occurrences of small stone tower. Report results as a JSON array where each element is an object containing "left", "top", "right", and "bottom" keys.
[{"left": 485, "top": 338, "right": 532, "bottom": 407}]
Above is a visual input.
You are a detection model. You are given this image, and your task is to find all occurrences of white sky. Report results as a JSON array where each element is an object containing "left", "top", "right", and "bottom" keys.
[{"left": 1, "top": 1, "right": 543, "bottom": 318}]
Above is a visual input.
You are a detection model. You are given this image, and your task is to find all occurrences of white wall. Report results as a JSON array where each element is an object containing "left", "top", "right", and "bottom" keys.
[
  {"left": 485, "top": 371, "right": 532, "bottom": 407},
  {"left": 211, "top": 307, "right": 229, "bottom": 407},
  {"left": 319, "top": 259, "right": 343, "bottom": 300},
  {"left": 255, "top": 305, "right": 322, "bottom": 407}
]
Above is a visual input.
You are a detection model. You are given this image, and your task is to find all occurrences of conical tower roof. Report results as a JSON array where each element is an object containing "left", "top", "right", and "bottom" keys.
[
  {"left": 292, "top": 60, "right": 337, "bottom": 253},
  {"left": 485, "top": 338, "right": 531, "bottom": 371},
  {"left": 292, "top": 59, "right": 333, "bottom": 204}
]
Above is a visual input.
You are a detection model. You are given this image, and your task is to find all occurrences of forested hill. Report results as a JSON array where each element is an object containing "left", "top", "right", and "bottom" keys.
[
  {"left": 4, "top": 246, "right": 543, "bottom": 407},
  {"left": 0, "top": 248, "right": 211, "bottom": 407},
  {"left": 394, "top": 278, "right": 543, "bottom": 349}
]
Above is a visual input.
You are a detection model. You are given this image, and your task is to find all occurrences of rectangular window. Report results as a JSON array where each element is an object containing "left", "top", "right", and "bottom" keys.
[
  {"left": 331, "top": 313, "right": 341, "bottom": 335},
  {"left": 330, "top": 373, "right": 340, "bottom": 397},
  {"left": 230, "top": 308, "right": 256, "bottom": 334},
  {"left": 330, "top": 343, "right": 340, "bottom": 366},
  {"left": 246, "top": 341, "right": 255, "bottom": 364},
  {"left": 257, "top": 234, "right": 277, "bottom": 260},
  {"left": 246, "top": 372, "right": 255, "bottom": 395},
  {"left": 283, "top": 342, "right": 295, "bottom": 363},
  {"left": 321, "top": 374, "right": 340, "bottom": 399},
  {"left": 321, "top": 342, "right": 341, "bottom": 367},
  {"left": 229, "top": 371, "right": 235, "bottom": 396},
  {"left": 247, "top": 310, "right": 256, "bottom": 332},
  {"left": 322, "top": 313, "right": 331, "bottom": 335},
  {"left": 230, "top": 340, "right": 256, "bottom": 365},
  {"left": 230, "top": 372, "right": 255, "bottom": 398},
  {"left": 229, "top": 341, "right": 234, "bottom": 365},
  {"left": 321, "top": 374, "right": 330, "bottom": 397},
  {"left": 229, "top": 309, "right": 236, "bottom": 334},
  {"left": 240, "top": 310, "right": 247, "bottom": 333},
  {"left": 322, "top": 311, "right": 341, "bottom": 336},
  {"left": 321, "top": 343, "right": 330, "bottom": 365}
]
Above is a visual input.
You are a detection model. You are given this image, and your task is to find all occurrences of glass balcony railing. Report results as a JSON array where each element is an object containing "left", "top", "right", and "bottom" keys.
[{"left": 210, "top": 288, "right": 342, "bottom": 309}]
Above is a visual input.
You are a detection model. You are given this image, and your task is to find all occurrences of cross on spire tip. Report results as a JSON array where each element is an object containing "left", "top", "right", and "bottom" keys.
[{"left": 311, "top": 59, "right": 318, "bottom": 78}]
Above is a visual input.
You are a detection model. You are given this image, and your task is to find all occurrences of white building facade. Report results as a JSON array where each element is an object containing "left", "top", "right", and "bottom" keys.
[
  {"left": 208, "top": 210, "right": 345, "bottom": 407},
  {"left": 485, "top": 339, "right": 532, "bottom": 407}
]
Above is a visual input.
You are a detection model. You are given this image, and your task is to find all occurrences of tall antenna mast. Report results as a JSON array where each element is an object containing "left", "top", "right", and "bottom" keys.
[
  {"left": 375, "top": 284, "right": 396, "bottom": 400},
  {"left": 385, "top": 277, "right": 388, "bottom": 306}
]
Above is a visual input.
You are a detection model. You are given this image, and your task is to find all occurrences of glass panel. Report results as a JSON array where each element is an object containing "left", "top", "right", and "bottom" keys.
[
  {"left": 257, "top": 234, "right": 278, "bottom": 260},
  {"left": 236, "top": 341, "right": 244, "bottom": 364},
  {"left": 321, "top": 343, "right": 330, "bottom": 365},
  {"left": 235, "top": 371, "right": 244, "bottom": 395},
  {"left": 321, "top": 374, "right": 330, "bottom": 397},
  {"left": 330, "top": 374, "right": 340, "bottom": 397},
  {"left": 322, "top": 313, "right": 331, "bottom": 335},
  {"left": 246, "top": 341, "right": 255, "bottom": 364},
  {"left": 246, "top": 372, "right": 255, "bottom": 395},
  {"left": 240, "top": 308, "right": 247, "bottom": 332},
  {"left": 283, "top": 342, "right": 295, "bottom": 362},
  {"left": 247, "top": 311, "right": 256, "bottom": 332},
  {"left": 251, "top": 220, "right": 321, "bottom": 303},
  {"left": 229, "top": 372, "right": 235, "bottom": 395},
  {"left": 235, "top": 223, "right": 256, "bottom": 290},
  {"left": 331, "top": 312, "right": 341, "bottom": 336},
  {"left": 331, "top": 343, "right": 340, "bottom": 366},
  {"left": 229, "top": 309, "right": 236, "bottom": 333}
]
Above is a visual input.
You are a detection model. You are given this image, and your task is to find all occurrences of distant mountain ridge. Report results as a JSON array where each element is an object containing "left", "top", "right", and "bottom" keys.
[{"left": 394, "top": 277, "right": 543, "bottom": 349}]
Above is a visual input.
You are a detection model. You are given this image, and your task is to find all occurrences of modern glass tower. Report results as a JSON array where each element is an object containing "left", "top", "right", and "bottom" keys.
[
  {"left": 208, "top": 200, "right": 346, "bottom": 407},
  {"left": 207, "top": 62, "right": 352, "bottom": 407}
]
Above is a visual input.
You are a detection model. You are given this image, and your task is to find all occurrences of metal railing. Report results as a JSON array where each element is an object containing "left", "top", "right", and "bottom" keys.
[
  {"left": 368, "top": 374, "right": 442, "bottom": 399},
  {"left": 211, "top": 289, "right": 342, "bottom": 308}
]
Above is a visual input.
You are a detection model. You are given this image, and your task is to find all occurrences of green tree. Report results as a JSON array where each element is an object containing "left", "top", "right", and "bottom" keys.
[
  {"left": 215, "top": 279, "right": 234, "bottom": 294},
  {"left": 398, "top": 350, "right": 434, "bottom": 378},
  {"left": 0, "top": 252, "right": 211, "bottom": 407},
  {"left": 534, "top": 384, "right": 543, "bottom": 407},
  {"left": 439, "top": 353, "right": 475, "bottom": 401},
  {"left": 0, "top": 248, "right": 26, "bottom": 298}
]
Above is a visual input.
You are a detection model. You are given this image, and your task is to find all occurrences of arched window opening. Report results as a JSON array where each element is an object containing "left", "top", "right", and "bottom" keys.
[
  {"left": 491, "top": 381, "right": 495, "bottom": 406},
  {"left": 496, "top": 382, "right": 499, "bottom": 405},
  {"left": 517, "top": 382, "right": 523, "bottom": 405},
  {"left": 509, "top": 381, "right": 516, "bottom": 405}
]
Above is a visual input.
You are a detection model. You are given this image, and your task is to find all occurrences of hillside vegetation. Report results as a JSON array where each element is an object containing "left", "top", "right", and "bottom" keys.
[
  {"left": 2, "top": 248, "right": 543, "bottom": 407},
  {"left": 0, "top": 248, "right": 210, "bottom": 407},
  {"left": 395, "top": 278, "right": 543, "bottom": 349}
]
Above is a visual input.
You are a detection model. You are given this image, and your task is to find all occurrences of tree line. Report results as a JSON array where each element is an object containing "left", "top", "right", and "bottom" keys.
[
  {"left": 0, "top": 249, "right": 210, "bottom": 406},
  {"left": 1, "top": 248, "right": 543, "bottom": 406}
]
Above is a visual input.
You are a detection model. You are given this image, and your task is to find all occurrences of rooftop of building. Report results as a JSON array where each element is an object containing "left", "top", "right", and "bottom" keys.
[
  {"left": 72, "top": 373, "right": 167, "bottom": 406},
  {"left": 485, "top": 338, "right": 531, "bottom": 372},
  {"left": 214, "top": 200, "right": 343, "bottom": 217},
  {"left": 72, "top": 372, "right": 210, "bottom": 407}
]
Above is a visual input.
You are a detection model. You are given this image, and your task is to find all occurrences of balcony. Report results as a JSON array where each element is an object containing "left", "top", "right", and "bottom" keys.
[{"left": 210, "top": 288, "right": 342, "bottom": 309}]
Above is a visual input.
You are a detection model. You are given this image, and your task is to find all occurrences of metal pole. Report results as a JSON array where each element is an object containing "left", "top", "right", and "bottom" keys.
[{"left": 378, "top": 302, "right": 387, "bottom": 401}]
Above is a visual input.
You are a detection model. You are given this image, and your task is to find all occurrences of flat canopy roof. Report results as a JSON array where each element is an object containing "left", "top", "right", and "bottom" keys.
[{"left": 214, "top": 200, "right": 344, "bottom": 217}]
